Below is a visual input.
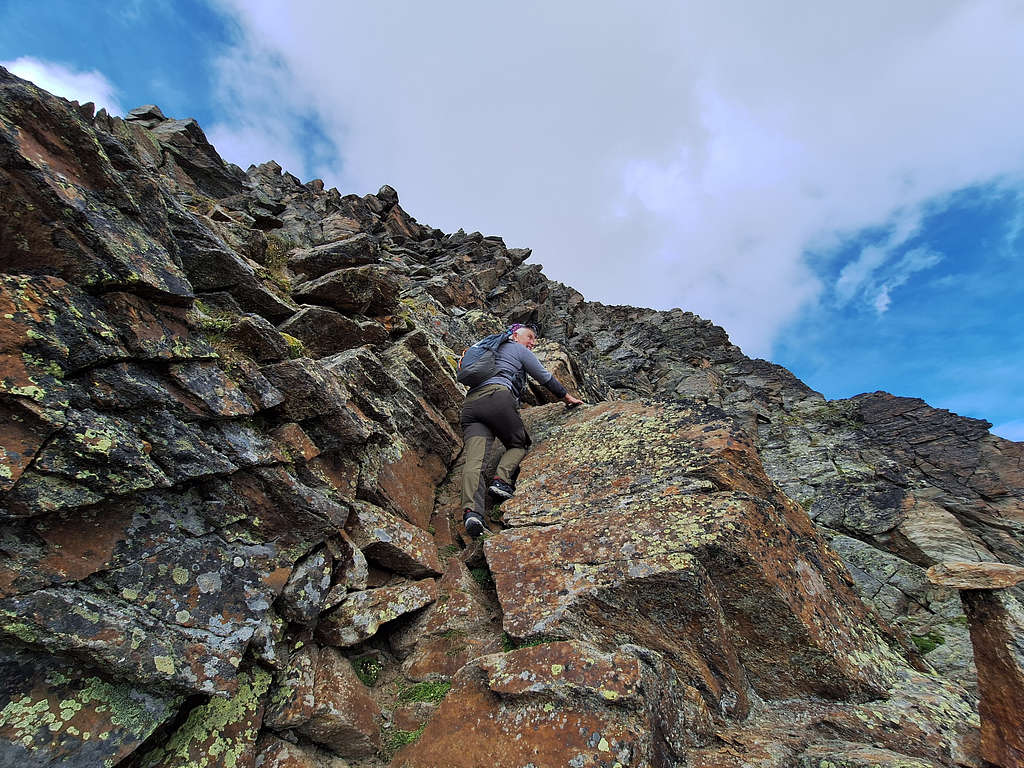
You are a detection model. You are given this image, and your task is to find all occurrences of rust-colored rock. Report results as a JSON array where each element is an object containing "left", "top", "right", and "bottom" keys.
[
  {"left": 926, "top": 561, "right": 1024, "bottom": 590},
  {"left": 393, "top": 558, "right": 501, "bottom": 679},
  {"left": 345, "top": 501, "right": 441, "bottom": 578},
  {"left": 959, "top": 589, "right": 1024, "bottom": 767},
  {"left": 0, "top": 398, "right": 59, "bottom": 492},
  {"left": 487, "top": 400, "right": 907, "bottom": 711},
  {"left": 377, "top": 447, "right": 447, "bottom": 530},
  {"left": 270, "top": 422, "right": 321, "bottom": 462},
  {"left": 392, "top": 702, "right": 436, "bottom": 732},
  {"left": 391, "top": 641, "right": 713, "bottom": 768},
  {"left": 298, "top": 646, "right": 381, "bottom": 757}
]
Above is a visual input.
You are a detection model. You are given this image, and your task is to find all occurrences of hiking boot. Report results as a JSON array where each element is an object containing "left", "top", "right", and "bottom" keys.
[
  {"left": 463, "top": 510, "right": 485, "bottom": 539},
  {"left": 488, "top": 477, "right": 515, "bottom": 500}
]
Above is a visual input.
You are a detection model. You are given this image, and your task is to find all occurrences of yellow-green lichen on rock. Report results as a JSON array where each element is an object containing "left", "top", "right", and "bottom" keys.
[
  {"left": 0, "top": 652, "right": 181, "bottom": 768},
  {"left": 135, "top": 668, "right": 271, "bottom": 768}
]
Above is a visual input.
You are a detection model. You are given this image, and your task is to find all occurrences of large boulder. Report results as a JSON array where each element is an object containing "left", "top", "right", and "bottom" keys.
[
  {"left": 278, "top": 305, "right": 389, "bottom": 357},
  {"left": 288, "top": 233, "right": 380, "bottom": 279},
  {"left": 293, "top": 265, "right": 400, "bottom": 316},
  {"left": 345, "top": 501, "right": 441, "bottom": 578},
  {"left": 298, "top": 646, "right": 381, "bottom": 757},
  {"left": 392, "top": 558, "right": 502, "bottom": 679},
  {"left": 486, "top": 400, "right": 908, "bottom": 712},
  {"left": 264, "top": 641, "right": 381, "bottom": 756}
]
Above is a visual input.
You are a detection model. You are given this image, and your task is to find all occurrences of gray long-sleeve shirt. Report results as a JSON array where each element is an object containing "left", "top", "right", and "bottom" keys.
[{"left": 475, "top": 341, "right": 568, "bottom": 401}]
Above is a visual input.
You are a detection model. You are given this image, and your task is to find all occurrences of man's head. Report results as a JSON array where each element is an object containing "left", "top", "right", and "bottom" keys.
[{"left": 509, "top": 324, "right": 538, "bottom": 350}]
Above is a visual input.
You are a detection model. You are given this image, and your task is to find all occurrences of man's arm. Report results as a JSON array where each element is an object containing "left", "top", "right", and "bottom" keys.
[{"left": 518, "top": 345, "right": 583, "bottom": 406}]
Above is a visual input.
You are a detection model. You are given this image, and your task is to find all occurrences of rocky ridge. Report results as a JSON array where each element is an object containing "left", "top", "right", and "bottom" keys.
[{"left": 1, "top": 67, "right": 1022, "bottom": 767}]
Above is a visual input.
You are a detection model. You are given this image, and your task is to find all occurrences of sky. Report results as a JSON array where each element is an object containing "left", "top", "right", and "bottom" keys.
[{"left": 2, "top": 1, "right": 1022, "bottom": 440}]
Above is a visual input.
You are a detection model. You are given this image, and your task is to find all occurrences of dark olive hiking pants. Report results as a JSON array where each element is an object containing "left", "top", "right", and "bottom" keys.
[{"left": 460, "top": 383, "right": 531, "bottom": 514}]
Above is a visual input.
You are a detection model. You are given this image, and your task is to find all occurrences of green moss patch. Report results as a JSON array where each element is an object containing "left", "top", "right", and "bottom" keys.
[
  {"left": 469, "top": 567, "right": 494, "bottom": 591},
  {"left": 501, "top": 632, "right": 562, "bottom": 653},
  {"left": 351, "top": 655, "right": 384, "bottom": 688},
  {"left": 280, "top": 332, "right": 306, "bottom": 359},
  {"left": 911, "top": 630, "right": 945, "bottom": 655},
  {"left": 382, "top": 724, "right": 426, "bottom": 761},
  {"left": 398, "top": 681, "right": 451, "bottom": 704}
]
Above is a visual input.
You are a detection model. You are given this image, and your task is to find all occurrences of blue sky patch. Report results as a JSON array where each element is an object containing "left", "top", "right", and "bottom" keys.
[
  {"left": 0, "top": 0, "right": 236, "bottom": 123},
  {"left": 775, "top": 184, "right": 1024, "bottom": 434}
]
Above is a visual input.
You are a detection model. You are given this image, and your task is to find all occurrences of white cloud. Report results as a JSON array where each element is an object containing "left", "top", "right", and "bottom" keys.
[
  {"left": 836, "top": 246, "right": 890, "bottom": 306},
  {"left": 204, "top": 41, "right": 341, "bottom": 180},
  {"left": 1003, "top": 190, "right": 1024, "bottom": 260},
  {"left": 872, "top": 285, "right": 893, "bottom": 315},
  {"left": 877, "top": 247, "right": 944, "bottom": 314},
  {"left": 841, "top": 245, "right": 943, "bottom": 315},
  {"left": 832, "top": 209, "right": 939, "bottom": 314},
  {"left": 1, "top": 56, "right": 124, "bottom": 115},
  {"left": 207, "top": 0, "right": 1024, "bottom": 356}
]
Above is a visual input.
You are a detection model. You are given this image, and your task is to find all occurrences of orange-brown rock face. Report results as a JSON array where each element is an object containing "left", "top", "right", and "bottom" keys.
[
  {"left": 486, "top": 401, "right": 906, "bottom": 710},
  {"left": 957, "top": 587, "right": 1024, "bottom": 767},
  {"left": 391, "top": 640, "right": 713, "bottom": 768},
  {"left": 927, "top": 561, "right": 1024, "bottom": 766},
  {"left": 392, "top": 558, "right": 503, "bottom": 680},
  {"left": 396, "top": 400, "right": 981, "bottom": 768},
  {"left": 299, "top": 647, "right": 381, "bottom": 757}
]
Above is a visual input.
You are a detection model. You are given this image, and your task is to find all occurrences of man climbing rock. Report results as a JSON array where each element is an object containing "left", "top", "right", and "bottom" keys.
[{"left": 460, "top": 324, "right": 583, "bottom": 538}]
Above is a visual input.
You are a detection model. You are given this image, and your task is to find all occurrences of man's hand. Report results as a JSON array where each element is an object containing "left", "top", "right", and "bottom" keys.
[{"left": 563, "top": 393, "right": 584, "bottom": 408}]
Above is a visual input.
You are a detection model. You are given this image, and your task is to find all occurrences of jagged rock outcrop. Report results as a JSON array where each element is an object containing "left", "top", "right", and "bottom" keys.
[
  {"left": 1, "top": 66, "right": 1020, "bottom": 767},
  {"left": 394, "top": 400, "right": 979, "bottom": 767},
  {"left": 928, "top": 562, "right": 1024, "bottom": 767},
  {"left": 497, "top": 285, "right": 1024, "bottom": 694}
]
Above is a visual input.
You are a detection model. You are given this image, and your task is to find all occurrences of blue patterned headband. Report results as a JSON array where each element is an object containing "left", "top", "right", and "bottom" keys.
[{"left": 508, "top": 323, "right": 539, "bottom": 337}]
